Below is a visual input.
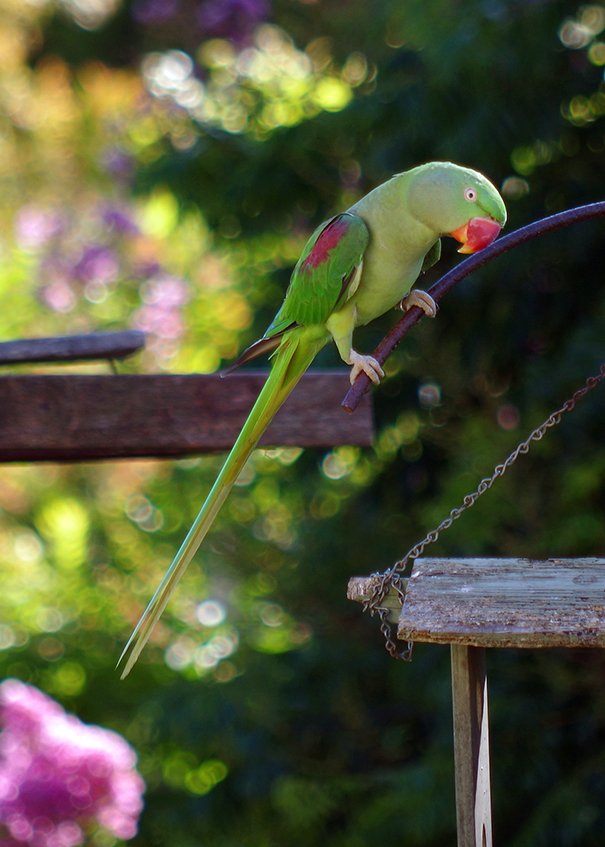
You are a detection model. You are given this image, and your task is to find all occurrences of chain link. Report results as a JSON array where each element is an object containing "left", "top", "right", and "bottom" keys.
[{"left": 363, "top": 362, "right": 605, "bottom": 660}]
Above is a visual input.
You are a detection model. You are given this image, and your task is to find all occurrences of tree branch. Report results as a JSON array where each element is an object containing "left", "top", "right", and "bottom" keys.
[{"left": 341, "top": 201, "right": 605, "bottom": 413}]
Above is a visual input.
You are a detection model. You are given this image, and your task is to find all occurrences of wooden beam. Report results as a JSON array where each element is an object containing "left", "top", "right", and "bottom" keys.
[
  {"left": 398, "top": 558, "right": 605, "bottom": 649},
  {"left": 0, "top": 331, "right": 145, "bottom": 365},
  {"left": 0, "top": 370, "right": 374, "bottom": 462},
  {"left": 451, "top": 646, "right": 492, "bottom": 847}
]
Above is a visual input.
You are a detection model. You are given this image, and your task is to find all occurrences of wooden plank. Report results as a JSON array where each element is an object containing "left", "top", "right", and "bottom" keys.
[
  {"left": 399, "top": 558, "right": 605, "bottom": 648},
  {"left": 0, "top": 331, "right": 145, "bottom": 365},
  {"left": 0, "top": 370, "right": 374, "bottom": 462},
  {"left": 451, "top": 646, "right": 492, "bottom": 847}
]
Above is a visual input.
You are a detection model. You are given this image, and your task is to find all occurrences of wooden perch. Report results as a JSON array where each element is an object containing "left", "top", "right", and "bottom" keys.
[
  {"left": 0, "top": 370, "right": 374, "bottom": 462},
  {"left": 0, "top": 331, "right": 145, "bottom": 365}
]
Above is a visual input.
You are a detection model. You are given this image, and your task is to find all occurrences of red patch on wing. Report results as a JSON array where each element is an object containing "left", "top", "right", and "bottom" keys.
[{"left": 302, "top": 217, "right": 350, "bottom": 269}]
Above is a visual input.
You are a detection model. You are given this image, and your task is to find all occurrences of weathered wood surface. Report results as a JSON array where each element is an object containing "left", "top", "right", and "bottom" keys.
[
  {"left": 346, "top": 574, "right": 404, "bottom": 623},
  {"left": 0, "top": 331, "right": 145, "bottom": 365},
  {"left": 347, "top": 558, "right": 605, "bottom": 648},
  {"left": 0, "top": 370, "right": 374, "bottom": 462},
  {"left": 399, "top": 558, "right": 605, "bottom": 648},
  {"left": 451, "top": 646, "right": 492, "bottom": 847}
]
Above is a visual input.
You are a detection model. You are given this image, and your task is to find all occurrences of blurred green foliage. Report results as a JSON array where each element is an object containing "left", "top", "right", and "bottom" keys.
[{"left": 1, "top": 0, "right": 605, "bottom": 843}]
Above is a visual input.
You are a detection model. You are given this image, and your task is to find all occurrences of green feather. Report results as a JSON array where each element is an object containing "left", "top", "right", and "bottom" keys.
[{"left": 118, "top": 325, "right": 328, "bottom": 677}]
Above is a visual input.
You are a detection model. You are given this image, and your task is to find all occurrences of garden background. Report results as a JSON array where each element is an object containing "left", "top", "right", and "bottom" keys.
[{"left": 1, "top": 0, "right": 605, "bottom": 844}]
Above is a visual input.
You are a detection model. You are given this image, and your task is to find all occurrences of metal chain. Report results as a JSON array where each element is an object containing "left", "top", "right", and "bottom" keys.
[{"left": 363, "top": 362, "right": 605, "bottom": 660}]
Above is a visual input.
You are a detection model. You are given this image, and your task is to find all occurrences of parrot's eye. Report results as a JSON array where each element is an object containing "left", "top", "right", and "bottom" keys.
[{"left": 464, "top": 188, "right": 477, "bottom": 202}]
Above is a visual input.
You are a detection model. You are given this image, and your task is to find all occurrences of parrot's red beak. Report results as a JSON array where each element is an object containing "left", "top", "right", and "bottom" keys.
[{"left": 449, "top": 217, "right": 502, "bottom": 254}]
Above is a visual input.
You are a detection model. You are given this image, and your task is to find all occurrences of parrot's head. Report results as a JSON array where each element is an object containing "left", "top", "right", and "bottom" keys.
[{"left": 407, "top": 162, "right": 506, "bottom": 254}]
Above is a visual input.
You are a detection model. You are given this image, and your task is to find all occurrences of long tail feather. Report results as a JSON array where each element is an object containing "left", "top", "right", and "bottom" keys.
[{"left": 119, "top": 328, "right": 326, "bottom": 677}]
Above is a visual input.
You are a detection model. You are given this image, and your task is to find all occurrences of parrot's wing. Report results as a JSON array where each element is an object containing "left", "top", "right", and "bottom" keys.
[
  {"left": 224, "top": 212, "right": 369, "bottom": 375},
  {"left": 266, "top": 212, "right": 370, "bottom": 335}
]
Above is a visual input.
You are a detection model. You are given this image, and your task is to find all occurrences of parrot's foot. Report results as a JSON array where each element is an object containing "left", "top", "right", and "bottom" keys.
[
  {"left": 347, "top": 350, "right": 385, "bottom": 385},
  {"left": 398, "top": 289, "right": 438, "bottom": 318}
]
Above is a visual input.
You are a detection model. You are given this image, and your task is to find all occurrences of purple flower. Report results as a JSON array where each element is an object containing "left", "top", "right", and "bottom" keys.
[
  {"left": 72, "top": 245, "right": 119, "bottom": 285},
  {"left": 132, "top": 0, "right": 179, "bottom": 25},
  {"left": 101, "top": 205, "right": 139, "bottom": 237},
  {"left": 132, "top": 0, "right": 269, "bottom": 40},
  {"left": 99, "top": 148, "right": 135, "bottom": 184},
  {"left": 0, "top": 680, "right": 144, "bottom": 847},
  {"left": 197, "top": 0, "right": 269, "bottom": 40},
  {"left": 133, "top": 259, "right": 162, "bottom": 278}
]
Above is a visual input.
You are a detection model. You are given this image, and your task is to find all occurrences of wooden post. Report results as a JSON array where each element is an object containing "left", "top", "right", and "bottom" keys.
[
  {"left": 347, "top": 558, "right": 605, "bottom": 845},
  {"left": 451, "top": 646, "right": 491, "bottom": 847}
]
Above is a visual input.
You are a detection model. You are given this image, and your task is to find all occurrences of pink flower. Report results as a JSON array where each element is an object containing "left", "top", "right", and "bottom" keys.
[
  {"left": 39, "top": 281, "right": 76, "bottom": 314},
  {"left": 15, "top": 208, "right": 64, "bottom": 251},
  {"left": 133, "top": 274, "right": 190, "bottom": 341},
  {"left": 0, "top": 681, "right": 144, "bottom": 847},
  {"left": 141, "top": 276, "right": 189, "bottom": 308}
]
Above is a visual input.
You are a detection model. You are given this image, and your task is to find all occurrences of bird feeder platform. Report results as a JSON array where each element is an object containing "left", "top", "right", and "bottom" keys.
[{"left": 348, "top": 557, "right": 605, "bottom": 847}]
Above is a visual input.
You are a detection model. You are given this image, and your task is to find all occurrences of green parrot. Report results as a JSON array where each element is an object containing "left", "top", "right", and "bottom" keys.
[{"left": 119, "top": 161, "right": 506, "bottom": 676}]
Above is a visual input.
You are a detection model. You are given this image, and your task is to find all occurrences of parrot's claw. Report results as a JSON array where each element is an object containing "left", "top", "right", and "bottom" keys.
[
  {"left": 398, "top": 289, "right": 438, "bottom": 318},
  {"left": 347, "top": 350, "right": 385, "bottom": 385}
]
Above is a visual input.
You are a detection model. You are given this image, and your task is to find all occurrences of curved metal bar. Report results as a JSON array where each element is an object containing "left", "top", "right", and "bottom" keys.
[{"left": 341, "top": 201, "right": 605, "bottom": 412}]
